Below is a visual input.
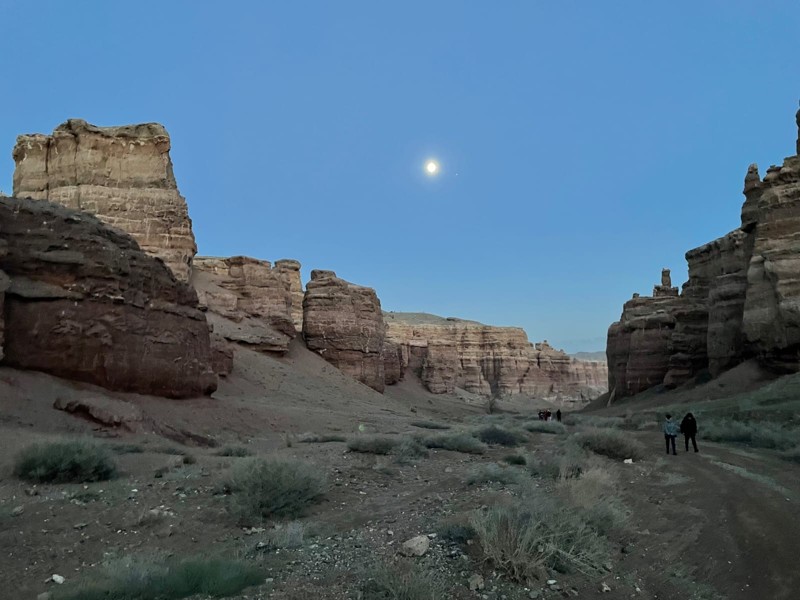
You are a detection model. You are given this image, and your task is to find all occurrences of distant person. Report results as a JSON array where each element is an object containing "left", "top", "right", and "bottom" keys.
[
  {"left": 556, "top": 409, "right": 562, "bottom": 422},
  {"left": 680, "top": 412, "right": 699, "bottom": 453},
  {"left": 662, "top": 413, "right": 679, "bottom": 455}
]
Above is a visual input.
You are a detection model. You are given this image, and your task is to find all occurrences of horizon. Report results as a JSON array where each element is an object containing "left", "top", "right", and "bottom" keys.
[{"left": 2, "top": 2, "right": 799, "bottom": 352}]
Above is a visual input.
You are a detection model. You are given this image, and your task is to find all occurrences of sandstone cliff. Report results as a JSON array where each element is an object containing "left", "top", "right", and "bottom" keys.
[
  {"left": 275, "top": 259, "right": 304, "bottom": 331},
  {"left": 607, "top": 108, "right": 800, "bottom": 398},
  {"left": 303, "top": 270, "right": 386, "bottom": 392},
  {"left": 12, "top": 119, "right": 197, "bottom": 281},
  {"left": 0, "top": 196, "right": 216, "bottom": 398},
  {"left": 384, "top": 312, "right": 607, "bottom": 405},
  {"left": 192, "top": 256, "right": 297, "bottom": 354}
]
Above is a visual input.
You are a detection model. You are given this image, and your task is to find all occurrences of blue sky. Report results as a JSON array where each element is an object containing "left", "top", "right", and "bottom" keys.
[{"left": 1, "top": 1, "right": 798, "bottom": 352}]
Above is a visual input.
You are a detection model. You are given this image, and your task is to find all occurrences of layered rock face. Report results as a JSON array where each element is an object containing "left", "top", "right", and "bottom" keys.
[
  {"left": 0, "top": 196, "right": 216, "bottom": 398},
  {"left": 275, "top": 259, "right": 304, "bottom": 331},
  {"left": 607, "top": 109, "right": 800, "bottom": 397},
  {"left": 303, "top": 270, "right": 386, "bottom": 392},
  {"left": 13, "top": 119, "right": 197, "bottom": 281},
  {"left": 191, "top": 256, "right": 300, "bottom": 354},
  {"left": 385, "top": 313, "right": 607, "bottom": 404}
]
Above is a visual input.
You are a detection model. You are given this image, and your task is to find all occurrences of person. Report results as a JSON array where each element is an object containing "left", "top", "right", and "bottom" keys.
[
  {"left": 680, "top": 412, "right": 699, "bottom": 453},
  {"left": 662, "top": 413, "right": 679, "bottom": 455},
  {"left": 556, "top": 409, "right": 562, "bottom": 422}
]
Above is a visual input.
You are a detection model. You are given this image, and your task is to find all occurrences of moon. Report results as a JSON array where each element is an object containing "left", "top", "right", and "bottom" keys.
[{"left": 425, "top": 160, "right": 440, "bottom": 175}]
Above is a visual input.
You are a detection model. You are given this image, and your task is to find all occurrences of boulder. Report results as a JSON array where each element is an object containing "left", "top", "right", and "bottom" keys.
[
  {"left": 0, "top": 196, "right": 216, "bottom": 398},
  {"left": 399, "top": 535, "right": 430, "bottom": 557},
  {"left": 13, "top": 119, "right": 197, "bottom": 281},
  {"left": 303, "top": 270, "right": 386, "bottom": 392},
  {"left": 53, "top": 397, "right": 143, "bottom": 429}
]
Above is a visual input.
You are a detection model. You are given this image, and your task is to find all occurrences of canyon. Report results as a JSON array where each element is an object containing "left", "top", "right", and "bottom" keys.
[
  {"left": 5, "top": 119, "right": 606, "bottom": 405},
  {"left": 607, "top": 108, "right": 800, "bottom": 399}
]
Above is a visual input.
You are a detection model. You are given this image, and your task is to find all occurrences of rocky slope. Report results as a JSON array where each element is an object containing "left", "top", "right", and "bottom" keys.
[
  {"left": 607, "top": 109, "right": 800, "bottom": 399},
  {"left": 303, "top": 270, "right": 386, "bottom": 392},
  {"left": 384, "top": 312, "right": 607, "bottom": 405},
  {"left": 13, "top": 119, "right": 197, "bottom": 281},
  {"left": 0, "top": 196, "right": 216, "bottom": 398}
]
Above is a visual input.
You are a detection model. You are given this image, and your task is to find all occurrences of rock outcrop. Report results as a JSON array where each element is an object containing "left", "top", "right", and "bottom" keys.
[
  {"left": 385, "top": 313, "right": 607, "bottom": 405},
  {"left": 0, "top": 196, "right": 216, "bottom": 398},
  {"left": 13, "top": 119, "right": 197, "bottom": 281},
  {"left": 303, "top": 270, "right": 386, "bottom": 392},
  {"left": 275, "top": 259, "right": 304, "bottom": 331},
  {"left": 607, "top": 108, "right": 800, "bottom": 398},
  {"left": 191, "top": 256, "right": 299, "bottom": 354}
]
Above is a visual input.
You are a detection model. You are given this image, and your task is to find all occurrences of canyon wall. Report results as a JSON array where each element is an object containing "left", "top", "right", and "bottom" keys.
[
  {"left": 0, "top": 196, "right": 216, "bottom": 398},
  {"left": 607, "top": 109, "right": 800, "bottom": 398},
  {"left": 303, "top": 270, "right": 386, "bottom": 392},
  {"left": 384, "top": 313, "right": 607, "bottom": 405},
  {"left": 12, "top": 119, "right": 197, "bottom": 281}
]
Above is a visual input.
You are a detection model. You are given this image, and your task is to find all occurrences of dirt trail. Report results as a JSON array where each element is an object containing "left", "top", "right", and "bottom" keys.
[{"left": 621, "top": 434, "right": 800, "bottom": 599}]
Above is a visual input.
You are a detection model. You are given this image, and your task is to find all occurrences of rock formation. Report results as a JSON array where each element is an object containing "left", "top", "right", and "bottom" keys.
[
  {"left": 12, "top": 119, "right": 197, "bottom": 281},
  {"left": 303, "top": 270, "right": 386, "bottom": 392},
  {"left": 0, "top": 196, "right": 216, "bottom": 398},
  {"left": 384, "top": 313, "right": 607, "bottom": 405},
  {"left": 607, "top": 109, "right": 800, "bottom": 398},
  {"left": 275, "top": 259, "right": 304, "bottom": 331}
]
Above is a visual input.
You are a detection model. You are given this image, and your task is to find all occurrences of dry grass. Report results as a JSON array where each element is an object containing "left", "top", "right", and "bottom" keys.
[
  {"left": 465, "top": 462, "right": 524, "bottom": 486},
  {"left": 572, "top": 429, "right": 645, "bottom": 460},
  {"left": 360, "top": 564, "right": 443, "bottom": 599},
  {"left": 523, "top": 421, "right": 567, "bottom": 435},
  {"left": 347, "top": 435, "right": 400, "bottom": 455},
  {"left": 422, "top": 432, "right": 486, "bottom": 454},
  {"left": 474, "top": 425, "right": 527, "bottom": 447},
  {"left": 14, "top": 440, "right": 117, "bottom": 484}
]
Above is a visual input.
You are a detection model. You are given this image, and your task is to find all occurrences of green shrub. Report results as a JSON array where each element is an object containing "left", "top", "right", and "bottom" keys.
[
  {"left": 471, "top": 490, "right": 610, "bottom": 581},
  {"left": 410, "top": 420, "right": 451, "bottom": 430},
  {"left": 702, "top": 419, "right": 799, "bottom": 450},
  {"left": 391, "top": 437, "right": 429, "bottom": 464},
  {"left": 227, "top": 459, "right": 326, "bottom": 523},
  {"left": 523, "top": 421, "right": 567, "bottom": 435},
  {"left": 347, "top": 435, "right": 400, "bottom": 455},
  {"left": 297, "top": 433, "right": 348, "bottom": 443},
  {"left": 52, "top": 556, "right": 264, "bottom": 600},
  {"left": 502, "top": 454, "right": 527, "bottom": 466},
  {"left": 422, "top": 432, "right": 486, "bottom": 454},
  {"left": 361, "top": 565, "right": 443, "bottom": 600},
  {"left": 215, "top": 446, "right": 252, "bottom": 457},
  {"left": 465, "top": 463, "right": 522, "bottom": 486},
  {"left": 527, "top": 446, "right": 586, "bottom": 480},
  {"left": 474, "top": 426, "right": 527, "bottom": 447},
  {"left": 14, "top": 440, "right": 117, "bottom": 483},
  {"left": 573, "top": 429, "right": 645, "bottom": 460}
]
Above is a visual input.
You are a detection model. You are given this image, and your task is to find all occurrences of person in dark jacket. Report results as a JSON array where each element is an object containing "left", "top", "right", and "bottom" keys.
[
  {"left": 556, "top": 409, "right": 562, "bottom": 422},
  {"left": 680, "top": 412, "right": 699, "bottom": 452}
]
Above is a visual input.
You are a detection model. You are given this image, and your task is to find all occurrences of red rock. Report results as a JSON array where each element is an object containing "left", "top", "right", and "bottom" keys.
[{"left": 0, "top": 196, "right": 216, "bottom": 398}]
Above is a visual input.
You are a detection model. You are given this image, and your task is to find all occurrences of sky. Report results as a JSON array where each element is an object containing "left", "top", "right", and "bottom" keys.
[{"left": 1, "top": 1, "right": 799, "bottom": 353}]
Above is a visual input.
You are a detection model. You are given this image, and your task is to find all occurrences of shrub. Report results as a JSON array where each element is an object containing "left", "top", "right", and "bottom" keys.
[
  {"left": 51, "top": 556, "right": 264, "bottom": 600},
  {"left": 227, "top": 459, "right": 326, "bottom": 523},
  {"left": 780, "top": 447, "right": 800, "bottom": 463},
  {"left": 702, "top": 419, "right": 799, "bottom": 450},
  {"left": 474, "top": 426, "right": 527, "bottom": 447},
  {"left": 14, "top": 440, "right": 117, "bottom": 483},
  {"left": 465, "top": 463, "right": 523, "bottom": 486},
  {"left": 523, "top": 421, "right": 567, "bottom": 435},
  {"left": 471, "top": 490, "right": 610, "bottom": 581},
  {"left": 422, "top": 432, "right": 486, "bottom": 454},
  {"left": 257, "top": 521, "right": 308, "bottom": 550},
  {"left": 527, "top": 446, "right": 586, "bottom": 481},
  {"left": 107, "top": 443, "right": 145, "bottom": 455},
  {"left": 347, "top": 436, "right": 400, "bottom": 455},
  {"left": 557, "top": 466, "right": 628, "bottom": 536},
  {"left": 410, "top": 420, "right": 450, "bottom": 430},
  {"left": 573, "top": 429, "right": 645, "bottom": 460},
  {"left": 215, "top": 446, "right": 252, "bottom": 457},
  {"left": 297, "top": 433, "right": 348, "bottom": 443},
  {"left": 361, "top": 565, "right": 443, "bottom": 600},
  {"left": 391, "top": 437, "right": 429, "bottom": 464},
  {"left": 436, "top": 520, "right": 477, "bottom": 544},
  {"left": 502, "top": 454, "right": 527, "bottom": 466},
  {"left": 564, "top": 415, "right": 624, "bottom": 428}
]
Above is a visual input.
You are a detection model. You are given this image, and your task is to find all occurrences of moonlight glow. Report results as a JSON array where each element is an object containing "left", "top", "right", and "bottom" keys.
[{"left": 425, "top": 160, "right": 439, "bottom": 175}]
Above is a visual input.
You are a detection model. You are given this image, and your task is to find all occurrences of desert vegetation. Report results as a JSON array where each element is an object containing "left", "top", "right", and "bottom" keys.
[{"left": 14, "top": 440, "right": 117, "bottom": 483}]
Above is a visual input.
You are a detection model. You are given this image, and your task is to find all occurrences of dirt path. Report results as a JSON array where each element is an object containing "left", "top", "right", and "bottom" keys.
[{"left": 621, "top": 434, "right": 800, "bottom": 599}]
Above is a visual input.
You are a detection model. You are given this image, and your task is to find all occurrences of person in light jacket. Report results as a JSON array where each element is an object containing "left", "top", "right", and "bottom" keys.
[
  {"left": 662, "top": 414, "right": 679, "bottom": 455},
  {"left": 680, "top": 412, "right": 699, "bottom": 453}
]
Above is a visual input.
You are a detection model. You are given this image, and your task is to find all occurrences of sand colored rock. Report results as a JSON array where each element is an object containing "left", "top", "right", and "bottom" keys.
[
  {"left": 275, "top": 259, "right": 304, "bottom": 331},
  {"left": 12, "top": 119, "right": 197, "bottom": 281},
  {"left": 303, "top": 270, "right": 386, "bottom": 392},
  {"left": 0, "top": 196, "right": 216, "bottom": 398},
  {"left": 53, "top": 396, "right": 143, "bottom": 429},
  {"left": 385, "top": 313, "right": 606, "bottom": 404}
]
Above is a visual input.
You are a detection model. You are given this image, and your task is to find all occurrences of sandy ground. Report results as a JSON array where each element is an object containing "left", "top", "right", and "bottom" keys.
[{"left": 1, "top": 343, "right": 798, "bottom": 599}]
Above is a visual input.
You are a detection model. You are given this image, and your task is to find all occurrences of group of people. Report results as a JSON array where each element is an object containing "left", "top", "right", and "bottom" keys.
[
  {"left": 662, "top": 412, "right": 699, "bottom": 455},
  {"left": 537, "top": 409, "right": 562, "bottom": 422}
]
